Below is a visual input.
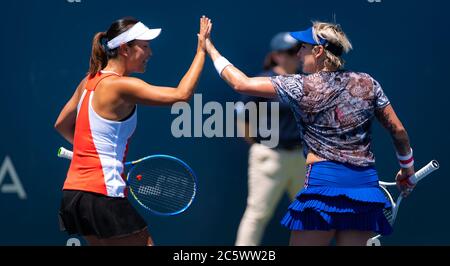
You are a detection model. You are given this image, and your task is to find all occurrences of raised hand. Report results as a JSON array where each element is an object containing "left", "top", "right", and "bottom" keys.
[
  {"left": 205, "top": 37, "right": 214, "bottom": 56},
  {"left": 197, "top": 16, "right": 212, "bottom": 53},
  {"left": 205, "top": 30, "right": 221, "bottom": 61}
]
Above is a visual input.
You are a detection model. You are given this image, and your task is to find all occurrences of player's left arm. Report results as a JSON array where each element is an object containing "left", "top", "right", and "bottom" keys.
[{"left": 54, "top": 78, "right": 87, "bottom": 145}]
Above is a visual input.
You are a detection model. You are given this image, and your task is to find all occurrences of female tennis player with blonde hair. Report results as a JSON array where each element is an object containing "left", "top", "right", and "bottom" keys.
[
  {"left": 54, "top": 16, "right": 211, "bottom": 246},
  {"left": 206, "top": 21, "right": 415, "bottom": 246}
]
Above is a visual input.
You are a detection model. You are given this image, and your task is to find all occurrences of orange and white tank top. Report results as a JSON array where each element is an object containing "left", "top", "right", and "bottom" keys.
[{"left": 63, "top": 71, "right": 137, "bottom": 197}]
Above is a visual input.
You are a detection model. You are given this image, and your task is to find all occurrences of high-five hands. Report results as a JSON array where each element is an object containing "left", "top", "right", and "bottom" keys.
[{"left": 197, "top": 16, "right": 212, "bottom": 53}]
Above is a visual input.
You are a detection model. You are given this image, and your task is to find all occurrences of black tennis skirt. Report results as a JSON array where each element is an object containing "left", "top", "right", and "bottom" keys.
[{"left": 59, "top": 190, "right": 147, "bottom": 239}]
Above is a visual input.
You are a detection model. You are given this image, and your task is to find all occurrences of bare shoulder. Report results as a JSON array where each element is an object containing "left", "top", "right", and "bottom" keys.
[
  {"left": 72, "top": 76, "right": 88, "bottom": 100},
  {"left": 76, "top": 76, "right": 88, "bottom": 91},
  {"left": 93, "top": 75, "right": 135, "bottom": 93},
  {"left": 106, "top": 76, "right": 148, "bottom": 92}
]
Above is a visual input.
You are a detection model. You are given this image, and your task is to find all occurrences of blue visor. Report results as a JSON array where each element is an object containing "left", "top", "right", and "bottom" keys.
[{"left": 290, "top": 27, "right": 327, "bottom": 45}]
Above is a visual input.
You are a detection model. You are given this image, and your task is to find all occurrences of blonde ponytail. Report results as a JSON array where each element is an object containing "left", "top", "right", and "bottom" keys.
[{"left": 312, "top": 21, "right": 352, "bottom": 69}]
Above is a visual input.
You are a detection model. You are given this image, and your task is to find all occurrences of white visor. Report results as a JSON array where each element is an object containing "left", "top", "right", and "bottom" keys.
[{"left": 107, "top": 22, "right": 161, "bottom": 50}]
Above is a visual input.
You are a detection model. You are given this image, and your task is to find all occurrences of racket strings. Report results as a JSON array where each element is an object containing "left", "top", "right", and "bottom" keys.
[
  {"left": 129, "top": 171, "right": 193, "bottom": 209},
  {"left": 383, "top": 208, "right": 394, "bottom": 225},
  {"left": 129, "top": 179, "right": 193, "bottom": 211},
  {"left": 141, "top": 168, "right": 194, "bottom": 201},
  {"left": 135, "top": 168, "right": 193, "bottom": 192},
  {"left": 380, "top": 185, "right": 396, "bottom": 225},
  {"left": 127, "top": 158, "right": 196, "bottom": 214}
]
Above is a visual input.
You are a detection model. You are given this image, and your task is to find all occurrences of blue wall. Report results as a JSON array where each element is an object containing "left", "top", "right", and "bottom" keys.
[{"left": 0, "top": 0, "right": 448, "bottom": 245}]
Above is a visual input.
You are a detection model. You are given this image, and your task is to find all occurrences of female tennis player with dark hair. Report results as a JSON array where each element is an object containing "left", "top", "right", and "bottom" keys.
[
  {"left": 54, "top": 16, "right": 211, "bottom": 246},
  {"left": 205, "top": 21, "right": 415, "bottom": 246}
]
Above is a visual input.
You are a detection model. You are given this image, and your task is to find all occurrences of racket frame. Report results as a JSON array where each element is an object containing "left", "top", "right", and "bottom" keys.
[
  {"left": 368, "top": 160, "right": 439, "bottom": 244},
  {"left": 125, "top": 154, "right": 198, "bottom": 216},
  {"left": 57, "top": 147, "right": 198, "bottom": 216}
]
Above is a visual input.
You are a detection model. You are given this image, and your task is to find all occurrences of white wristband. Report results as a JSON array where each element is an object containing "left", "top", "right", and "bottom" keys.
[
  {"left": 396, "top": 148, "right": 413, "bottom": 161},
  {"left": 213, "top": 56, "right": 233, "bottom": 77},
  {"left": 399, "top": 160, "right": 414, "bottom": 169},
  {"left": 396, "top": 148, "right": 414, "bottom": 168}
]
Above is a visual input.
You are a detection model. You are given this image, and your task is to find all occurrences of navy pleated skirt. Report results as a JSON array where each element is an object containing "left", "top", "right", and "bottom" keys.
[{"left": 281, "top": 161, "right": 393, "bottom": 235}]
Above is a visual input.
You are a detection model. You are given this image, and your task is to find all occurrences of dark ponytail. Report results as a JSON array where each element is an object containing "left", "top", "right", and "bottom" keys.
[
  {"left": 87, "top": 17, "right": 140, "bottom": 78},
  {"left": 88, "top": 32, "right": 108, "bottom": 78}
]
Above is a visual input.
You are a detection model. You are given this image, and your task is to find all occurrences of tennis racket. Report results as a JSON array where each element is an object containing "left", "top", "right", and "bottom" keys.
[
  {"left": 57, "top": 147, "right": 197, "bottom": 216},
  {"left": 367, "top": 160, "right": 439, "bottom": 245}
]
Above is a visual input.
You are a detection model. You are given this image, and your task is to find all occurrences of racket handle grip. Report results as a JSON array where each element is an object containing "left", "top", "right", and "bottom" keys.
[
  {"left": 408, "top": 160, "right": 439, "bottom": 184},
  {"left": 58, "top": 147, "right": 73, "bottom": 160}
]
